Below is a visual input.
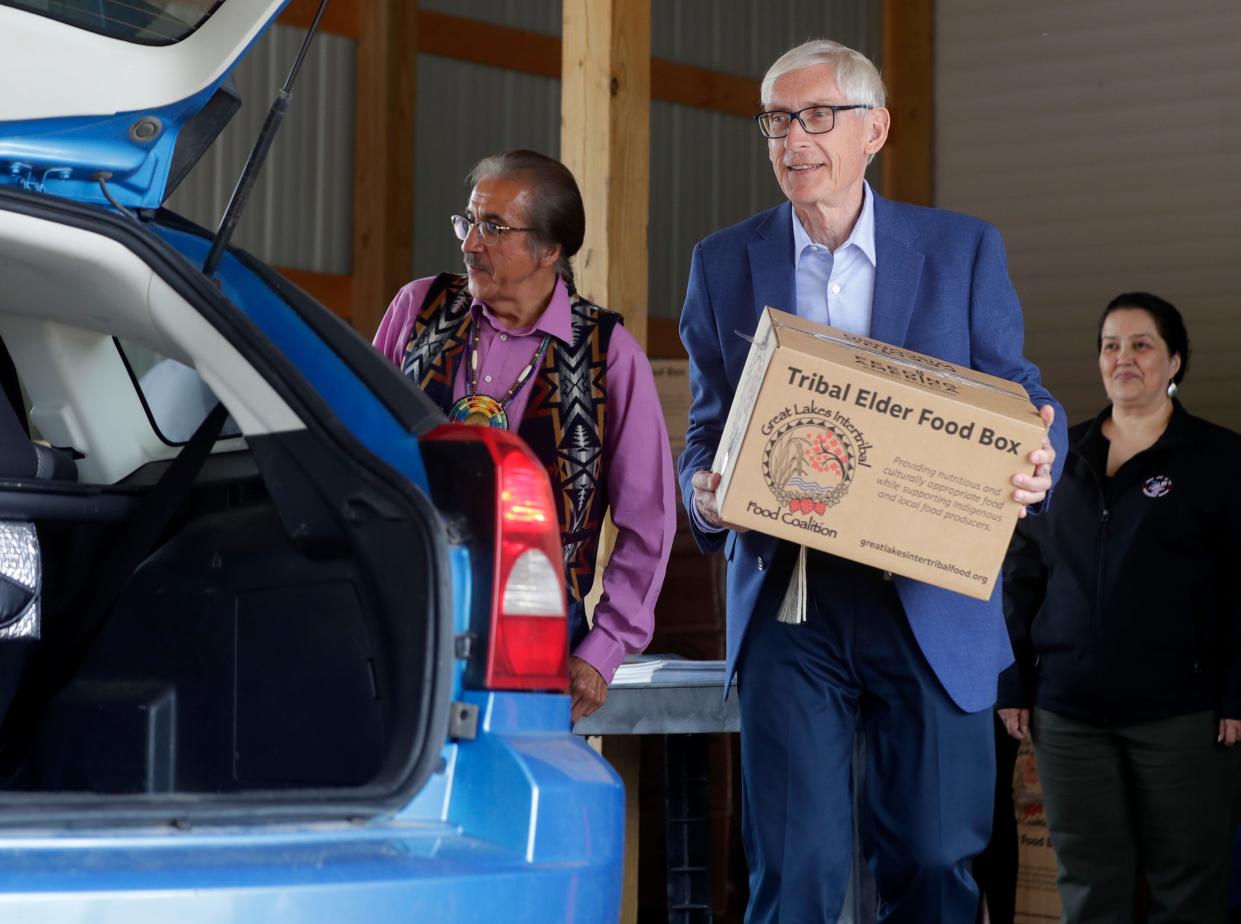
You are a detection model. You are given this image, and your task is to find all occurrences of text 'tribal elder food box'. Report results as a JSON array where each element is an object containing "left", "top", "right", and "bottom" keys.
[{"left": 711, "top": 308, "right": 1047, "bottom": 600}]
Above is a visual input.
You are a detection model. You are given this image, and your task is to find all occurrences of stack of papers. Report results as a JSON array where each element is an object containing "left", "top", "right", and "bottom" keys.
[{"left": 611, "top": 655, "right": 727, "bottom": 687}]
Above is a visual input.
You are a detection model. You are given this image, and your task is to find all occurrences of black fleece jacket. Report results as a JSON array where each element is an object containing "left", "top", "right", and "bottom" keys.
[{"left": 997, "top": 401, "right": 1241, "bottom": 723}]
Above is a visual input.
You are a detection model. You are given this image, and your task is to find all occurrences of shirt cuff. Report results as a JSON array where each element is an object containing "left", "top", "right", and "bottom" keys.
[
  {"left": 688, "top": 494, "right": 727, "bottom": 536},
  {"left": 572, "top": 628, "right": 626, "bottom": 685}
]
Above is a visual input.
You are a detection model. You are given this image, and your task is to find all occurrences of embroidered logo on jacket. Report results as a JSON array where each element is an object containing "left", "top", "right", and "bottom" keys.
[{"left": 1142, "top": 475, "right": 1173, "bottom": 498}]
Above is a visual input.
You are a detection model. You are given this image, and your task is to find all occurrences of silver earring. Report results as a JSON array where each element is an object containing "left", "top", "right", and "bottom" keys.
[{"left": 1167, "top": 380, "right": 1178, "bottom": 398}]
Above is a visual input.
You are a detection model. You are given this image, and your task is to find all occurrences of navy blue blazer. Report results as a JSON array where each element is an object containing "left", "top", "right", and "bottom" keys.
[{"left": 677, "top": 193, "right": 1068, "bottom": 713}]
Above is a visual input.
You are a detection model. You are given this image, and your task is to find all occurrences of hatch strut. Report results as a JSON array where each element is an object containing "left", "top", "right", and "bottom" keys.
[{"left": 202, "top": 0, "right": 330, "bottom": 278}]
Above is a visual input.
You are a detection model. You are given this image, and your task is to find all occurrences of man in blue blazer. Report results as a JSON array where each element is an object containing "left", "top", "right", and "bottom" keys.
[{"left": 678, "top": 40, "right": 1067, "bottom": 923}]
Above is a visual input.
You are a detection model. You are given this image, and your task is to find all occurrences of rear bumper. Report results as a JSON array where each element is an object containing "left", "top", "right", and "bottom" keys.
[
  {"left": 0, "top": 694, "right": 624, "bottom": 922},
  {"left": 442, "top": 691, "right": 624, "bottom": 865},
  {"left": 0, "top": 827, "right": 619, "bottom": 922}
]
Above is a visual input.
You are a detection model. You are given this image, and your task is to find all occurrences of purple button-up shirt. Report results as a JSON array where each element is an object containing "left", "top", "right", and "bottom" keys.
[{"left": 374, "top": 276, "right": 676, "bottom": 683}]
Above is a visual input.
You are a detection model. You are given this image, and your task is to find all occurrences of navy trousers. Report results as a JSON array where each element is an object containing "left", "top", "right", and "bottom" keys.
[{"left": 737, "top": 554, "right": 994, "bottom": 923}]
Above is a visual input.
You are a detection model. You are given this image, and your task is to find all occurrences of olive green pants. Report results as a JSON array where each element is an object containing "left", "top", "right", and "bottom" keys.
[{"left": 1032, "top": 708, "right": 1241, "bottom": 924}]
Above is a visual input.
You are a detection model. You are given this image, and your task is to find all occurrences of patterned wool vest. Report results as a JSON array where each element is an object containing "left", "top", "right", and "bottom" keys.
[{"left": 401, "top": 273, "right": 621, "bottom": 609}]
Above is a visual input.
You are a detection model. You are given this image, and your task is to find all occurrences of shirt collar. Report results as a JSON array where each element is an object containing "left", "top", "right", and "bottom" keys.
[
  {"left": 791, "top": 181, "right": 877, "bottom": 269},
  {"left": 474, "top": 275, "right": 575, "bottom": 345}
]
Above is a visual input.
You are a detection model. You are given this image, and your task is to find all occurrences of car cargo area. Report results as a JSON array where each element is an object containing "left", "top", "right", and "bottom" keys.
[
  {"left": 2, "top": 461, "right": 391, "bottom": 795},
  {"left": 0, "top": 194, "right": 453, "bottom": 816}
]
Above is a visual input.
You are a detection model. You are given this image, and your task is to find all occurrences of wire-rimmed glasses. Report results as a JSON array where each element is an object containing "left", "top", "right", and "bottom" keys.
[{"left": 451, "top": 213, "right": 537, "bottom": 245}]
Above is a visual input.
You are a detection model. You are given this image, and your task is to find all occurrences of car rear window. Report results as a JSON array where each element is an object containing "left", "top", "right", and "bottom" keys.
[
  {"left": 116, "top": 339, "right": 238, "bottom": 445},
  {"left": 1, "top": 0, "right": 223, "bottom": 45}
]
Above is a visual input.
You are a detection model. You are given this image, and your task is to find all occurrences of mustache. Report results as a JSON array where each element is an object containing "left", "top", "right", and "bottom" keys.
[{"left": 463, "top": 253, "right": 490, "bottom": 273}]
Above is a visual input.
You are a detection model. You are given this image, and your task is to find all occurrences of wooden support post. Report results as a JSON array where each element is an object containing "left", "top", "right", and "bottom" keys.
[
  {"left": 351, "top": 0, "right": 418, "bottom": 336},
  {"left": 562, "top": 3, "right": 651, "bottom": 921},
  {"left": 882, "top": 0, "right": 935, "bottom": 206},
  {"left": 560, "top": 0, "right": 651, "bottom": 348},
  {"left": 561, "top": 0, "right": 651, "bottom": 618},
  {"left": 600, "top": 736, "right": 642, "bottom": 924}
]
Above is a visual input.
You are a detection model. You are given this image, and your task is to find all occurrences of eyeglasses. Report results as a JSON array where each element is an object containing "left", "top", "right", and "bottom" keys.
[
  {"left": 754, "top": 104, "right": 873, "bottom": 139},
  {"left": 451, "top": 213, "right": 536, "bottom": 245}
]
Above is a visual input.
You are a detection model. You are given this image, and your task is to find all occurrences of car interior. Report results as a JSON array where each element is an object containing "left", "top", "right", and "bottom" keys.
[{"left": 0, "top": 198, "right": 447, "bottom": 808}]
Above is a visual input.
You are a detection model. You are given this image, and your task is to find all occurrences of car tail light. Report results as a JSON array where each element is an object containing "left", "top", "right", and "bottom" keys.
[{"left": 425, "top": 425, "right": 569, "bottom": 691}]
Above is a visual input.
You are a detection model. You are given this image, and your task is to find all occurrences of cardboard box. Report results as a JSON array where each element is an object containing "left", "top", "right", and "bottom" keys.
[
  {"left": 1015, "top": 816, "right": 1061, "bottom": 924},
  {"left": 710, "top": 307, "right": 1046, "bottom": 600},
  {"left": 650, "top": 359, "right": 691, "bottom": 458},
  {"left": 1013, "top": 740, "right": 1062, "bottom": 923}
]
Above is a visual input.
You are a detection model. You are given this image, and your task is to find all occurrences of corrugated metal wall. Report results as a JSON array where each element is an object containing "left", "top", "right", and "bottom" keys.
[
  {"left": 412, "top": 56, "right": 561, "bottom": 285},
  {"left": 165, "top": 25, "right": 356, "bottom": 274},
  {"left": 936, "top": 0, "right": 1241, "bottom": 429},
  {"left": 171, "top": 5, "right": 883, "bottom": 325}
]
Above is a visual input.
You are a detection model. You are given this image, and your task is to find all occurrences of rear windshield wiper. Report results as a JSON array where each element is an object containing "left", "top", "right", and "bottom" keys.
[{"left": 202, "top": 0, "right": 329, "bottom": 279}]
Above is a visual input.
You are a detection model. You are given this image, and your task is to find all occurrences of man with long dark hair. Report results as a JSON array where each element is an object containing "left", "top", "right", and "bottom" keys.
[{"left": 375, "top": 150, "right": 676, "bottom": 722}]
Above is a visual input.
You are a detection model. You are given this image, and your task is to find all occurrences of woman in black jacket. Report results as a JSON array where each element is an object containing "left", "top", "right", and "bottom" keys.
[{"left": 997, "top": 292, "right": 1241, "bottom": 924}]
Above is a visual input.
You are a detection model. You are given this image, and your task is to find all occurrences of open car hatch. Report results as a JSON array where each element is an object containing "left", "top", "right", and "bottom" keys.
[{"left": 0, "top": 0, "right": 288, "bottom": 209}]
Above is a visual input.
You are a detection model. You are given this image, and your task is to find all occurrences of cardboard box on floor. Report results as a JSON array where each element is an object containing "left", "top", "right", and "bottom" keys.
[
  {"left": 1013, "top": 739, "right": 1062, "bottom": 923},
  {"left": 650, "top": 359, "right": 690, "bottom": 459},
  {"left": 711, "top": 307, "right": 1046, "bottom": 600}
]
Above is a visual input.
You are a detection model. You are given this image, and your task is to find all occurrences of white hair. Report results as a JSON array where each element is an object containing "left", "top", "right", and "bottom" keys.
[{"left": 760, "top": 40, "right": 886, "bottom": 110}]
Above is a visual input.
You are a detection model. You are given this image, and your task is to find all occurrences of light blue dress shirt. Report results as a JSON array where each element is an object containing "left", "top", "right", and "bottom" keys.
[
  {"left": 691, "top": 183, "right": 878, "bottom": 535},
  {"left": 792, "top": 181, "right": 877, "bottom": 337}
]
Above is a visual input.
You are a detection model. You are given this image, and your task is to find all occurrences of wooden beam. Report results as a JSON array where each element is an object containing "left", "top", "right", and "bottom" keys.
[
  {"left": 647, "top": 316, "right": 686, "bottom": 360},
  {"left": 652, "top": 58, "right": 757, "bottom": 118},
  {"left": 561, "top": 0, "right": 651, "bottom": 347},
  {"left": 602, "top": 736, "right": 642, "bottom": 924},
  {"left": 422, "top": 10, "right": 759, "bottom": 119},
  {"left": 276, "top": 0, "right": 359, "bottom": 39},
  {"left": 350, "top": 1, "right": 418, "bottom": 337},
  {"left": 562, "top": 6, "right": 650, "bottom": 922},
  {"left": 420, "top": 10, "right": 559, "bottom": 80},
  {"left": 882, "top": 0, "right": 935, "bottom": 206},
  {"left": 275, "top": 266, "right": 353, "bottom": 321}
]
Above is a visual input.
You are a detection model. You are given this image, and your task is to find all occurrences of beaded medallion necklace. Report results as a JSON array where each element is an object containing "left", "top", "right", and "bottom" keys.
[{"left": 447, "top": 319, "right": 551, "bottom": 429}]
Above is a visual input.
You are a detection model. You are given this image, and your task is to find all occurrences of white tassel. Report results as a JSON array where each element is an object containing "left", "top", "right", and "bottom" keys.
[{"left": 775, "top": 545, "right": 808, "bottom": 624}]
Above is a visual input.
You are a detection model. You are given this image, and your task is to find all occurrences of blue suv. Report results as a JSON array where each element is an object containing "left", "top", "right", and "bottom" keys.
[{"left": 0, "top": 1, "right": 623, "bottom": 919}]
